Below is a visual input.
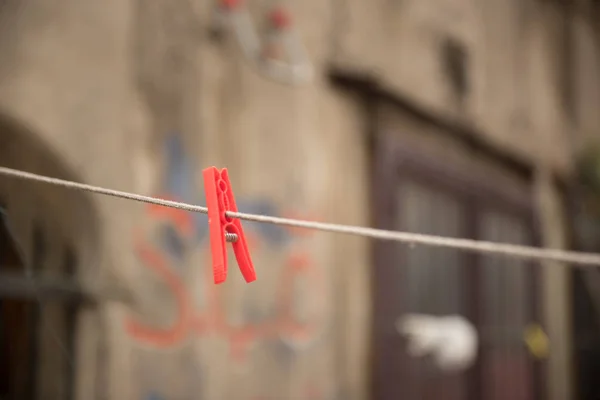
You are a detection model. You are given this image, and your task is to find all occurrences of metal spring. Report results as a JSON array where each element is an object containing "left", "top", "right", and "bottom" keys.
[{"left": 225, "top": 232, "right": 238, "bottom": 242}]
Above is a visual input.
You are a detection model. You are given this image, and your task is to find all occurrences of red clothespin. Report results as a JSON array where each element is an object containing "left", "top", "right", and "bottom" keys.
[{"left": 203, "top": 167, "right": 256, "bottom": 284}]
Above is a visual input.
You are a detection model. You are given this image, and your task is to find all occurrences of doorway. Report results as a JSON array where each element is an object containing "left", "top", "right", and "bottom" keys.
[
  {"left": 0, "top": 205, "right": 38, "bottom": 400},
  {"left": 371, "top": 132, "right": 543, "bottom": 400}
]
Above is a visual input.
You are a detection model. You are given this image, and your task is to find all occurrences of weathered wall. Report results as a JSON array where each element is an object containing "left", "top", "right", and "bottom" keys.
[
  {"left": 334, "top": 3, "right": 579, "bottom": 397},
  {"left": 0, "top": 0, "right": 596, "bottom": 399},
  {"left": 571, "top": 9, "right": 600, "bottom": 146},
  {"left": 0, "top": 0, "right": 371, "bottom": 398},
  {"left": 332, "top": 0, "right": 573, "bottom": 173},
  {"left": 117, "top": 0, "right": 371, "bottom": 398},
  {"left": 0, "top": 115, "right": 103, "bottom": 400},
  {"left": 0, "top": 0, "right": 157, "bottom": 399}
]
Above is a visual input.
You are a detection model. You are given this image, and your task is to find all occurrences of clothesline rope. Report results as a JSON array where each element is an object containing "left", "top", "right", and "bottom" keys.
[{"left": 1, "top": 165, "right": 599, "bottom": 267}]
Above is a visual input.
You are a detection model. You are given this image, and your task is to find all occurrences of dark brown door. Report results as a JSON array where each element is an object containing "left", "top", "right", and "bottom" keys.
[
  {"left": 372, "top": 137, "right": 541, "bottom": 400},
  {"left": 0, "top": 296, "right": 36, "bottom": 400},
  {"left": 0, "top": 207, "right": 35, "bottom": 400},
  {"left": 476, "top": 207, "right": 539, "bottom": 400}
]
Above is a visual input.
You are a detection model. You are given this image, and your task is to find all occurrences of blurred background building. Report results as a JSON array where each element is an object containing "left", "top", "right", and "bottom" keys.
[{"left": 0, "top": 0, "right": 600, "bottom": 399}]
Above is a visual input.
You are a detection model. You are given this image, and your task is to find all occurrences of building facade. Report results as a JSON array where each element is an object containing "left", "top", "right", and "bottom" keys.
[{"left": 0, "top": 0, "right": 598, "bottom": 399}]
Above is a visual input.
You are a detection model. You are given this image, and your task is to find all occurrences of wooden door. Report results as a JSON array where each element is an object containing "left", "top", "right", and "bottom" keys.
[
  {"left": 0, "top": 206, "right": 35, "bottom": 400},
  {"left": 372, "top": 136, "right": 541, "bottom": 400},
  {"left": 476, "top": 208, "right": 540, "bottom": 400}
]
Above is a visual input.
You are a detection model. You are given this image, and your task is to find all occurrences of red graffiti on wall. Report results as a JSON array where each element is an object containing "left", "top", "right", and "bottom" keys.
[
  {"left": 124, "top": 200, "right": 326, "bottom": 361},
  {"left": 251, "top": 384, "right": 323, "bottom": 400}
]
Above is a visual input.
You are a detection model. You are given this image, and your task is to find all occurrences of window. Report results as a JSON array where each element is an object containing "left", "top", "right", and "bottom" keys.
[
  {"left": 0, "top": 213, "right": 83, "bottom": 400},
  {"left": 0, "top": 214, "right": 41, "bottom": 400},
  {"left": 399, "top": 180, "right": 466, "bottom": 315},
  {"left": 441, "top": 37, "right": 469, "bottom": 104},
  {"left": 26, "top": 223, "right": 45, "bottom": 400},
  {"left": 63, "top": 247, "right": 78, "bottom": 400},
  {"left": 478, "top": 210, "right": 535, "bottom": 400},
  {"left": 0, "top": 205, "right": 22, "bottom": 269}
]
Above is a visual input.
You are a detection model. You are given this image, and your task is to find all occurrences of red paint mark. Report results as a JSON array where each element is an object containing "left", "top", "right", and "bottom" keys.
[
  {"left": 124, "top": 231, "right": 192, "bottom": 347},
  {"left": 262, "top": 43, "right": 286, "bottom": 61},
  {"left": 250, "top": 385, "right": 323, "bottom": 400},
  {"left": 245, "top": 231, "right": 261, "bottom": 252},
  {"left": 147, "top": 196, "right": 194, "bottom": 237},
  {"left": 305, "top": 384, "right": 322, "bottom": 399},
  {"left": 278, "top": 251, "right": 324, "bottom": 344},
  {"left": 269, "top": 8, "right": 292, "bottom": 29},
  {"left": 281, "top": 211, "right": 319, "bottom": 237},
  {"left": 125, "top": 205, "right": 325, "bottom": 361},
  {"left": 220, "top": 0, "right": 242, "bottom": 11}
]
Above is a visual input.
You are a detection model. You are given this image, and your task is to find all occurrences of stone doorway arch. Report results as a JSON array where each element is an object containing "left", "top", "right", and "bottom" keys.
[{"left": 0, "top": 113, "right": 103, "bottom": 400}]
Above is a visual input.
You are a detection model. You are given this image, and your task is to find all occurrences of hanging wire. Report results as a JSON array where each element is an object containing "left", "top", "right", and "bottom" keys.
[{"left": 2, "top": 165, "right": 600, "bottom": 267}]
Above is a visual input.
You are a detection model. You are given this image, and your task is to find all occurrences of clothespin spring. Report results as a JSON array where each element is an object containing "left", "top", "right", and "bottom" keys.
[{"left": 225, "top": 232, "right": 238, "bottom": 243}]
